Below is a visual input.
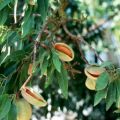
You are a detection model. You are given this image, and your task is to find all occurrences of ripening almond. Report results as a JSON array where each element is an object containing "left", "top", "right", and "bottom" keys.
[
  {"left": 21, "top": 86, "right": 47, "bottom": 107},
  {"left": 54, "top": 43, "right": 74, "bottom": 62},
  {"left": 16, "top": 99, "right": 32, "bottom": 120},
  {"left": 84, "top": 64, "right": 105, "bottom": 80},
  {"left": 85, "top": 78, "right": 96, "bottom": 90}
]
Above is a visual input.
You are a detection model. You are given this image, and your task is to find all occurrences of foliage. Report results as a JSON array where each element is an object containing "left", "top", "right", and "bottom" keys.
[{"left": 0, "top": 0, "right": 120, "bottom": 119}]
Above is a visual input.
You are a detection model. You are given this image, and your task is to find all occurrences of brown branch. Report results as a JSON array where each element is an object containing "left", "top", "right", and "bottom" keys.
[
  {"left": 62, "top": 24, "right": 104, "bottom": 63},
  {"left": 84, "top": 12, "right": 119, "bottom": 38}
]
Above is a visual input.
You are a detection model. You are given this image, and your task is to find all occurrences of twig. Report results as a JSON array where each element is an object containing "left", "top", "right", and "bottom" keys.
[
  {"left": 33, "top": 22, "right": 48, "bottom": 65},
  {"left": 62, "top": 24, "right": 104, "bottom": 63},
  {"left": 76, "top": 40, "right": 89, "bottom": 64},
  {"left": 20, "top": 75, "right": 32, "bottom": 90},
  {"left": 14, "top": 0, "right": 18, "bottom": 24},
  {"left": 84, "top": 12, "right": 118, "bottom": 38}
]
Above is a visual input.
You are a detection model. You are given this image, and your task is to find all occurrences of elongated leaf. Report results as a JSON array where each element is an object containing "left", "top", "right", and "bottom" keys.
[
  {"left": 115, "top": 79, "right": 120, "bottom": 108},
  {"left": 52, "top": 50, "right": 61, "bottom": 72},
  {"left": 0, "top": 0, "right": 12, "bottom": 11},
  {"left": 106, "top": 82, "right": 116, "bottom": 110},
  {"left": 8, "top": 103, "right": 17, "bottom": 120},
  {"left": 39, "top": 51, "right": 48, "bottom": 66},
  {"left": 45, "top": 66, "right": 55, "bottom": 88},
  {"left": 94, "top": 89, "right": 107, "bottom": 106},
  {"left": 6, "top": 50, "right": 26, "bottom": 62},
  {"left": 19, "top": 63, "right": 29, "bottom": 88},
  {"left": 21, "top": 7, "right": 34, "bottom": 37},
  {"left": 96, "top": 72, "right": 109, "bottom": 91},
  {"left": 41, "top": 56, "right": 48, "bottom": 76},
  {"left": 55, "top": 64, "right": 68, "bottom": 99},
  {"left": 22, "top": 16, "right": 34, "bottom": 37},
  {"left": 37, "top": 0, "right": 49, "bottom": 21},
  {"left": 0, "top": 94, "right": 11, "bottom": 119},
  {"left": 0, "top": 8, "right": 8, "bottom": 25},
  {"left": 3, "top": 103, "right": 17, "bottom": 120}
]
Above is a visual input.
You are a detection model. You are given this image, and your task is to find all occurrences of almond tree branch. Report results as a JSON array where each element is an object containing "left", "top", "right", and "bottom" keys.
[{"left": 62, "top": 24, "right": 104, "bottom": 63}]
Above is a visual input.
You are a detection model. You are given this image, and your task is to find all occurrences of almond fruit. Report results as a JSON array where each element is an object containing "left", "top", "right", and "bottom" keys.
[
  {"left": 84, "top": 64, "right": 105, "bottom": 80},
  {"left": 85, "top": 78, "right": 96, "bottom": 90},
  {"left": 21, "top": 86, "right": 47, "bottom": 107},
  {"left": 54, "top": 43, "right": 74, "bottom": 62}
]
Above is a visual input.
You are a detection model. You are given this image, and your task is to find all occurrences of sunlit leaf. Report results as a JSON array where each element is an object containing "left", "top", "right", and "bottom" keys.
[
  {"left": 94, "top": 89, "right": 107, "bottom": 106},
  {"left": 96, "top": 72, "right": 109, "bottom": 91},
  {"left": 55, "top": 64, "right": 68, "bottom": 99},
  {"left": 106, "top": 82, "right": 116, "bottom": 110},
  {"left": 0, "top": 94, "right": 11, "bottom": 119},
  {"left": 52, "top": 49, "right": 61, "bottom": 72},
  {"left": 0, "top": 0, "right": 12, "bottom": 11}
]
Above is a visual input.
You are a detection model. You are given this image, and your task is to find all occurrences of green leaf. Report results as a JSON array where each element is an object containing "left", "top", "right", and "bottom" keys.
[
  {"left": 22, "top": 16, "right": 34, "bottom": 37},
  {"left": 41, "top": 56, "right": 48, "bottom": 76},
  {"left": 94, "top": 89, "right": 107, "bottom": 106},
  {"left": 39, "top": 50, "right": 48, "bottom": 65},
  {"left": 52, "top": 50, "right": 61, "bottom": 72},
  {"left": 115, "top": 79, "right": 120, "bottom": 108},
  {"left": 0, "top": 94, "right": 11, "bottom": 119},
  {"left": 101, "top": 61, "right": 113, "bottom": 68},
  {"left": 37, "top": 0, "right": 49, "bottom": 22},
  {"left": 0, "top": 8, "right": 8, "bottom": 25},
  {"left": 96, "top": 72, "right": 109, "bottom": 91},
  {"left": 45, "top": 66, "right": 55, "bottom": 88},
  {"left": 21, "top": 7, "right": 34, "bottom": 37},
  {"left": 19, "top": 63, "right": 29, "bottom": 88},
  {"left": 0, "top": 0, "right": 12, "bottom": 11},
  {"left": 7, "top": 103, "right": 17, "bottom": 120},
  {"left": 106, "top": 82, "right": 116, "bottom": 110},
  {"left": 55, "top": 64, "right": 68, "bottom": 99},
  {"left": 6, "top": 50, "right": 26, "bottom": 62}
]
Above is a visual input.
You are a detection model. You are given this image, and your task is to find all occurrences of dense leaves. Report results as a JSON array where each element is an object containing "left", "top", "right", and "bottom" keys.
[{"left": 0, "top": 0, "right": 120, "bottom": 119}]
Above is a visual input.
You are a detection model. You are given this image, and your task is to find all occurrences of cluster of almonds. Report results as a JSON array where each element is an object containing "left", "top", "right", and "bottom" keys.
[
  {"left": 16, "top": 64, "right": 47, "bottom": 120},
  {"left": 16, "top": 42, "right": 74, "bottom": 120},
  {"left": 84, "top": 64, "right": 105, "bottom": 90}
]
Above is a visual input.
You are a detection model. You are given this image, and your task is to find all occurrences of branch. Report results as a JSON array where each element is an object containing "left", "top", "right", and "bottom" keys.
[
  {"left": 33, "top": 22, "right": 48, "bottom": 65},
  {"left": 62, "top": 24, "right": 104, "bottom": 63},
  {"left": 84, "top": 12, "right": 119, "bottom": 38}
]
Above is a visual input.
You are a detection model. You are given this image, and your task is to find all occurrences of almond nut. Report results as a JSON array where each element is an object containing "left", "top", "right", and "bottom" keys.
[
  {"left": 84, "top": 64, "right": 105, "bottom": 80},
  {"left": 85, "top": 78, "right": 96, "bottom": 90},
  {"left": 21, "top": 86, "right": 47, "bottom": 107},
  {"left": 54, "top": 43, "right": 74, "bottom": 62}
]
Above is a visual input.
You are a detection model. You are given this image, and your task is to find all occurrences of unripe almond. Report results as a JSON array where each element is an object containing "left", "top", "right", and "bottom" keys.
[
  {"left": 54, "top": 43, "right": 74, "bottom": 62},
  {"left": 21, "top": 86, "right": 47, "bottom": 107},
  {"left": 84, "top": 64, "right": 105, "bottom": 80},
  {"left": 16, "top": 99, "right": 32, "bottom": 120},
  {"left": 85, "top": 78, "right": 96, "bottom": 90}
]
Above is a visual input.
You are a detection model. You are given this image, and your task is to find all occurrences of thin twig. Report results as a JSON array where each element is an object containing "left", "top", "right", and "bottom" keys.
[
  {"left": 62, "top": 24, "right": 104, "bottom": 63},
  {"left": 33, "top": 22, "right": 48, "bottom": 65},
  {"left": 20, "top": 75, "right": 32, "bottom": 90},
  {"left": 76, "top": 40, "right": 89, "bottom": 64},
  {"left": 14, "top": 0, "right": 18, "bottom": 24}
]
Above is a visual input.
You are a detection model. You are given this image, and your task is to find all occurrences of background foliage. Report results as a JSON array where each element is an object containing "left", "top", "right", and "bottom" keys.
[{"left": 0, "top": 0, "right": 120, "bottom": 120}]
